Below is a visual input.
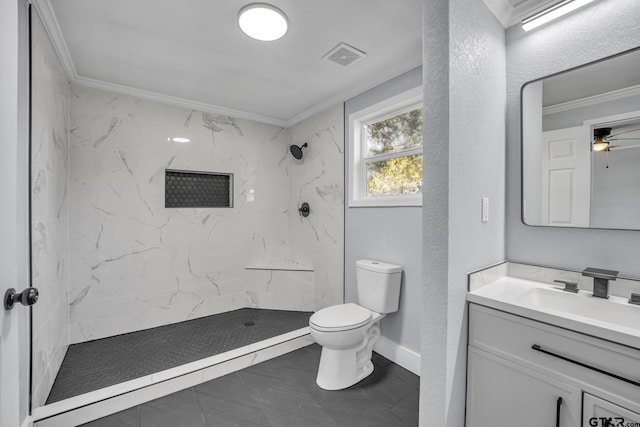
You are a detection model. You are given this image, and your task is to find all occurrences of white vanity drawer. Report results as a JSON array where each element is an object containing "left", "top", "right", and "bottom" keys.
[
  {"left": 583, "top": 394, "right": 640, "bottom": 427},
  {"left": 469, "top": 304, "right": 640, "bottom": 400}
]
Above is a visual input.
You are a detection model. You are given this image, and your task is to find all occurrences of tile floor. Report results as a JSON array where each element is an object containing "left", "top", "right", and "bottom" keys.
[
  {"left": 48, "top": 309, "right": 311, "bottom": 403},
  {"left": 80, "top": 344, "right": 420, "bottom": 427}
]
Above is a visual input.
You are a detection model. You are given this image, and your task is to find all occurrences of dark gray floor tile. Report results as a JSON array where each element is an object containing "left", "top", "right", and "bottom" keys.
[
  {"left": 193, "top": 372, "right": 248, "bottom": 401},
  {"left": 139, "top": 388, "right": 206, "bottom": 427},
  {"left": 371, "top": 351, "right": 393, "bottom": 367},
  {"left": 390, "top": 390, "right": 420, "bottom": 425},
  {"left": 318, "top": 391, "right": 409, "bottom": 427},
  {"left": 240, "top": 350, "right": 318, "bottom": 386},
  {"left": 355, "top": 364, "right": 416, "bottom": 409},
  {"left": 79, "top": 406, "right": 139, "bottom": 427},
  {"left": 74, "top": 345, "right": 419, "bottom": 427},
  {"left": 259, "top": 400, "right": 339, "bottom": 427},
  {"left": 194, "top": 375, "right": 271, "bottom": 427},
  {"left": 250, "top": 378, "right": 338, "bottom": 427},
  {"left": 202, "top": 411, "right": 270, "bottom": 427},
  {"left": 384, "top": 363, "right": 420, "bottom": 390}
]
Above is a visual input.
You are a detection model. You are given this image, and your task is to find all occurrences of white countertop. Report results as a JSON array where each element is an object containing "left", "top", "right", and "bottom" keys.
[{"left": 467, "top": 276, "right": 640, "bottom": 350}]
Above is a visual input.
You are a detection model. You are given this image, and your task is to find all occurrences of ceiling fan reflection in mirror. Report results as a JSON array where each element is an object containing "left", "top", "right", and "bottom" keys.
[{"left": 593, "top": 126, "right": 640, "bottom": 152}]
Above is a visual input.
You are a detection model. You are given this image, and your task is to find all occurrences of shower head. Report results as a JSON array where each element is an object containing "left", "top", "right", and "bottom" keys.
[{"left": 289, "top": 143, "right": 308, "bottom": 160}]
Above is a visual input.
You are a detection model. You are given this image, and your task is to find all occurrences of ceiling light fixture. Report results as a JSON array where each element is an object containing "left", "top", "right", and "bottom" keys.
[
  {"left": 238, "top": 3, "right": 288, "bottom": 41},
  {"left": 522, "top": 0, "right": 595, "bottom": 32}
]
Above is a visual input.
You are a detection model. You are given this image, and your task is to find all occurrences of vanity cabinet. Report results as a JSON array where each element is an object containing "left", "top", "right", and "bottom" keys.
[
  {"left": 466, "top": 304, "right": 640, "bottom": 427},
  {"left": 467, "top": 347, "right": 580, "bottom": 426}
]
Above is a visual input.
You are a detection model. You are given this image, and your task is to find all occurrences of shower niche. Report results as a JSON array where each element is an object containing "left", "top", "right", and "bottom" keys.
[{"left": 165, "top": 169, "right": 233, "bottom": 208}]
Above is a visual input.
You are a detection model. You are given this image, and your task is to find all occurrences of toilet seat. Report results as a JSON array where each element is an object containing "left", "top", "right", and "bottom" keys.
[{"left": 309, "top": 303, "right": 372, "bottom": 332}]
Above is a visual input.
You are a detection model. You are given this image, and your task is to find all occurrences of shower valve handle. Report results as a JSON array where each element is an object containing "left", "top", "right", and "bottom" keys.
[{"left": 298, "top": 202, "right": 310, "bottom": 217}]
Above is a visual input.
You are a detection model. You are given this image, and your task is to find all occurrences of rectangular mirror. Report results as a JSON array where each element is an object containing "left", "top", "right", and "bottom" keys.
[{"left": 522, "top": 47, "right": 640, "bottom": 230}]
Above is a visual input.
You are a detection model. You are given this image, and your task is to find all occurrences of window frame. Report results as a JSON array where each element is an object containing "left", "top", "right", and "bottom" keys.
[{"left": 348, "top": 86, "right": 423, "bottom": 207}]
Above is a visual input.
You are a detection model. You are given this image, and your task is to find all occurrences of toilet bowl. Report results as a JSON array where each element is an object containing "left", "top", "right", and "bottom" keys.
[
  {"left": 309, "top": 303, "right": 384, "bottom": 390},
  {"left": 309, "top": 259, "right": 402, "bottom": 390}
]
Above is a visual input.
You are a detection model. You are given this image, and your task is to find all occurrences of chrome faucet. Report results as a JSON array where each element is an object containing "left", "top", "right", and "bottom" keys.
[{"left": 582, "top": 267, "right": 618, "bottom": 299}]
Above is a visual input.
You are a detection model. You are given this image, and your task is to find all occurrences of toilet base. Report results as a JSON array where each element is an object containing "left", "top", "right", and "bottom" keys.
[{"left": 315, "top": 324, "right": 380, "bottom": 390}]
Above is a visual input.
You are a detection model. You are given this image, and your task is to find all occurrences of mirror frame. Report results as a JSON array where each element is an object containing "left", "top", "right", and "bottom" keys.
[{"left": 520, "top": 45, "right": 640, "bottom": 231}]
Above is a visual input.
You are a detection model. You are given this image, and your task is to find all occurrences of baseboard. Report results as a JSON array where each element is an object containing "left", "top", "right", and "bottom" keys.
[{"left": 373, "top": 335, "right": 421, "bottom": 376}]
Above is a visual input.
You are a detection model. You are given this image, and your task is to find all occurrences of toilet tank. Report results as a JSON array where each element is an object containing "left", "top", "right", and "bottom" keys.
[{"left": 356, "top": 259, "right": 402, "bottom": 313}]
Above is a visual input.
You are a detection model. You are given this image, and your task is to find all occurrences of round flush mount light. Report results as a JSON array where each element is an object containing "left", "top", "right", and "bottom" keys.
[{"left": 238, "top": 3, "right": 288, "bottom": 41}]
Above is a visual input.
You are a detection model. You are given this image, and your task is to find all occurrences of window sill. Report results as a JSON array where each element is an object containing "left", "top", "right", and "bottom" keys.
[{"left": 349, "top": 195, "right": 422, "bottom": 208}]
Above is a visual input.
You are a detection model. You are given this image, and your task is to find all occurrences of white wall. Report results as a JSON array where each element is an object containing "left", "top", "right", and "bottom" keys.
[
  {"left": 421, "top": 0, "right": 506, "bottom": 426},
  {"left": 506, "top": 0, "right": 640, "bottom": 276},
  {"left": 30, "top": 10, "right": 70, "bottom": 407},
  {"left": 344, "top": 67, "right": 423, "bottom": 359}
]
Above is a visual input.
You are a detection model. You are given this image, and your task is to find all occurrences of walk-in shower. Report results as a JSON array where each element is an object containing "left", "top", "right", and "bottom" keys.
[{"left": 29, "top": 10, "right": 345, "bottom": 421}]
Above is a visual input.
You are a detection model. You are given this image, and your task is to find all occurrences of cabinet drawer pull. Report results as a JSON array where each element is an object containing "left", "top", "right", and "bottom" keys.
[
  {"left": 556, "top": 396, "right": 562, "bottom": 427},
  {"left": 531, "top": 344, "right": 640, "bottom": 387}
]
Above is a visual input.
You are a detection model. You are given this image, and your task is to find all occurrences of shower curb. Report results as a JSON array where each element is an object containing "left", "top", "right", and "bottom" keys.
[{"left": 32, "top": 328, "right": 313, "bottom": 427}]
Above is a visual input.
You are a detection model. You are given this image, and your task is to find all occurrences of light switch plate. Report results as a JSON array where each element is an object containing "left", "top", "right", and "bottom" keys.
[{"left": 481, "top": 197, "right": 489, "bottom": 223}]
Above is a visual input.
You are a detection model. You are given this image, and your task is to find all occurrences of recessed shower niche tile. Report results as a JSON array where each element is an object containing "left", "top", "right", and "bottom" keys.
[{"left": 165, "top": 170, "right": 232, "bottom": 208}]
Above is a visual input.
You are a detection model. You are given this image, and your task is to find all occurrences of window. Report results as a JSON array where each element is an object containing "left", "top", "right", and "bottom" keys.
[{"left": 349, "top": 86, "right": 423, "bottom": 207}]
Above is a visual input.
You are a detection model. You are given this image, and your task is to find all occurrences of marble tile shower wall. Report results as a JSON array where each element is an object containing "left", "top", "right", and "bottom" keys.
[
  {"left": 67, "top": 85, "right": 344, "bottom": 344},
  {"left": 287, "top": 106, "right": 345, "bottom": 310},
  {"left": 30, "top": 12, "right": 71, "bottom": 408},
  {"left": 68, "top": 85, "right": 292, "bottom": 343}
]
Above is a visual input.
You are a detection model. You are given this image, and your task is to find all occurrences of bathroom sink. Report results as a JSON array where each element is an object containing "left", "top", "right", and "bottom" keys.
[
  {"left": 467, "top": 277, "right": 640, "bottom": 349},
  {"left": 517, "top": 287, "right": 639, "bottom": 331}
]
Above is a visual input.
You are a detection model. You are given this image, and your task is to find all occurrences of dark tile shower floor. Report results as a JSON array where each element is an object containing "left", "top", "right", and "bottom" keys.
[
  {"left": 81, "top": 344, "right": 420, "bottom": 427},
  {"left": 47, "top": 308, "right": 312, "bottom": 404}
]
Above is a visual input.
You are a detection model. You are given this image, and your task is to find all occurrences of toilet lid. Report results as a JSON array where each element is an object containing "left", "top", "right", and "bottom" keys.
[{"left": 309, "top": 303, "right": 372, "bottom": 332}]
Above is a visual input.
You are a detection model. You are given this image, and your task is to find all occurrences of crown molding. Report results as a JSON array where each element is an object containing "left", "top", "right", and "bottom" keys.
[
  {"left": 31, "top": 0, "right": 77, "bottom": 81},
  {"left": 543, "top": 84, "right": 640, "bottom": 116},
  {"left": 73, "top": 76, "right": 289, "bottom": 127}
]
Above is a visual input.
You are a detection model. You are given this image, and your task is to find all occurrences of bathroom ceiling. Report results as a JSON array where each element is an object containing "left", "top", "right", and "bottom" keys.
[{"left": 38, "top": 0, "right": 422, "bottom": 127}]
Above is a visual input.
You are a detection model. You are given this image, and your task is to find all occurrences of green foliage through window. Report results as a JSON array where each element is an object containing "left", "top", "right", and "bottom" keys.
[
  {"left": 367, "top": 155, "right": 423, "bottom": 196},
  {"left": 365, "top": 107, "right": 423, "bottom": 156},
  {"left": 364, "top": 106, "right": 423, "bottom": 197}
]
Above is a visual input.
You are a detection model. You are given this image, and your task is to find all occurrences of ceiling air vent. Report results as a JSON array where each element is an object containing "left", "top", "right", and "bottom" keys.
[{"left": 323, "top": 43, "right": 366, "bottom": 67}]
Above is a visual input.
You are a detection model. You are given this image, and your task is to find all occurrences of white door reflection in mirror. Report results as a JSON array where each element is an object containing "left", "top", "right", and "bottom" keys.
[{"left": 541, "top": 126, "right": 590, "bottom": 227}]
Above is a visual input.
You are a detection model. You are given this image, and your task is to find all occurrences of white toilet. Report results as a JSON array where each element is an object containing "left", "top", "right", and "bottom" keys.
[{"left": 309, "top": 259, "right": 402, "bottom": 390}]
